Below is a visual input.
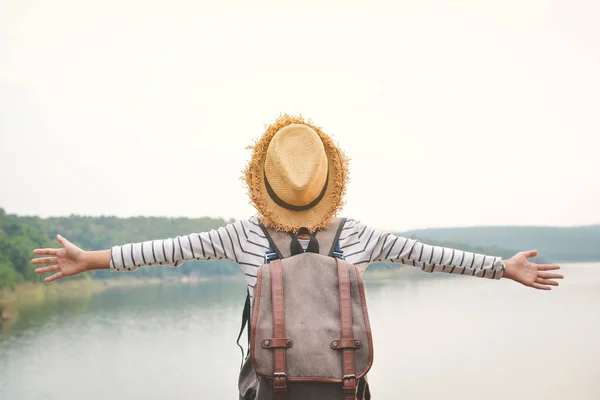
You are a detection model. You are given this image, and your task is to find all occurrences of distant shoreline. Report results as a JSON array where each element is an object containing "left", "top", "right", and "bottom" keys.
[
  {"left": 0, "top": 275, "right": 237, "bottom": 332},
  {"left": 2, "top": 262, "right": 595, "bottom": 332}
]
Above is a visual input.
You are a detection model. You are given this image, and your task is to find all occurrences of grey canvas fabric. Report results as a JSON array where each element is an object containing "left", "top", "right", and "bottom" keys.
[{"left": 252, "top": 254, "right": 372, "bottom": 378}]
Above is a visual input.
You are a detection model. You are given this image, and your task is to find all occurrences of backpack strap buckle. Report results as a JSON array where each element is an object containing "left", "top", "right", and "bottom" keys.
[
  {"left": 332, "top": 250, "right": 345, "bottom": 259},
  {"left": 342, "top": 374, "right": 357, "bottom": 398},
  {"left": 273, "top": 372, "right": 288, "bottom": 393},
  {"left": 332, "top": 238, "right": 345, "bottom": 259},
  {"left": 265, "top": 251, "right": 278, "bottom": 264}
]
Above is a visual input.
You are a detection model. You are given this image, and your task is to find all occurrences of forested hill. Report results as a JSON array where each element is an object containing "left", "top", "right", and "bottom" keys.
[
  {"left": 400, "top": 225, "right": 600, "bottom": 262},
  {"left": 0, "top": 209, "right": 238, "bottom": 289},
  {"left": 1, "top": 208, "right": 595, "bottom": 289}
]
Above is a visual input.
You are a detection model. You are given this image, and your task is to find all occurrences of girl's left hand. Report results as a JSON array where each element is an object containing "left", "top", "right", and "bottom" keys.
[{"left": 503, "top": 250, "right": 563, "bottom": 290}]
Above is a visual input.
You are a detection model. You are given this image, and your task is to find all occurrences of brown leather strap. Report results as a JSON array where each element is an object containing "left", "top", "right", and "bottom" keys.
[
  {"left": 337, "top": 259, "right": 357, "bottom": 400},
  {"left": 270, "top": 260, "right": 288, "bottom": 399},
  {"left": 261, "top": 338, "right": 294, "bottom": 349},
  {"left": 330, "top": 339, "right": 363, "bottom": 349}
]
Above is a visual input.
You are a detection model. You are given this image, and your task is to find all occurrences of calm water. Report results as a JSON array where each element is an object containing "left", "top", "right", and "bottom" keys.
[{"left": 1, "top": 263, "right": 599, "bottom": 400}]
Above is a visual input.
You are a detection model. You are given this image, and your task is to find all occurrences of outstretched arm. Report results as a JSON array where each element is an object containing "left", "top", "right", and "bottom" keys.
[
  {"left": 32, "top": 219, "right": 264, "bottom": 282},
  {"left": 340, "top": 220, "right": 562, "bottom": 290}
]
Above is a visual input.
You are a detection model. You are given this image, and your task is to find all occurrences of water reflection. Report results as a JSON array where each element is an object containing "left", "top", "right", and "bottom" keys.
[{"left": 1, "top": 264, "right": 599, "bottom": 400}]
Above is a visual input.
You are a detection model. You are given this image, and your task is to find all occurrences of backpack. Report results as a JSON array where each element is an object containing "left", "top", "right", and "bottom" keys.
[{"left": 237, "top": 218, "right": 374, "bottom": 400}]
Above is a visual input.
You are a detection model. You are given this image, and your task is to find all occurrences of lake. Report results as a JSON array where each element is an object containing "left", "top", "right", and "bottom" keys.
[{"left": 1, "top": 263, "right": 599, "bottom": 399}]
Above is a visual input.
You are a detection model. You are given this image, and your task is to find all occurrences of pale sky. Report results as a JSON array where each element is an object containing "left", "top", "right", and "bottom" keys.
[{"left": 1, "top": 0, "right": 599, "bottom": 232}]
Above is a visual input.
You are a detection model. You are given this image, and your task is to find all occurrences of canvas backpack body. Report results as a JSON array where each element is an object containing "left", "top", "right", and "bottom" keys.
[{"left": 238, "top": 218, "right": 374, "bottom": 400}]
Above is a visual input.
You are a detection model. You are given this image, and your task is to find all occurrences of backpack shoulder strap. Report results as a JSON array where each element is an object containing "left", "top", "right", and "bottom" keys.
[
  {"left": 259, "top": 223, "right": 292, "bottom": 259},
  {"left": 318, "top": 217, "right": 347, "bottom": 257}
]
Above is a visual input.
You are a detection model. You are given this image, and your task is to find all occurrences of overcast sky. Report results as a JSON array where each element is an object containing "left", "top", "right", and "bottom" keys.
[{"left": 1, "top": 0, "right": 599, "bottom": 232}]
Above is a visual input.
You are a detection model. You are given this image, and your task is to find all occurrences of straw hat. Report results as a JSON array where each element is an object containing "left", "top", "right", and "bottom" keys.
[{"left": 244, "top": 114, "right": 349, "bottom": 233}]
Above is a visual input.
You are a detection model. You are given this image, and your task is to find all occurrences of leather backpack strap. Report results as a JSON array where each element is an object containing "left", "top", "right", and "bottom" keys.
[
  {"left": 270, "top": 260, "right": 288, "bottom": 400},
  {"left": 337, "top": 258, "right": 357, "bottom": 400}
]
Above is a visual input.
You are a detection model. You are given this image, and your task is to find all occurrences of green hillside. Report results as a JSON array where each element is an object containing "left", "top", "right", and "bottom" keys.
[
  {"left": 0, "top": 209, "right": 240, "bottom": 289},
  {"left": 401, "top": 226, "right": 600, "bottom": 262},
  {"left": 2, "top": 207, "right": 592, "bottom": 290}
]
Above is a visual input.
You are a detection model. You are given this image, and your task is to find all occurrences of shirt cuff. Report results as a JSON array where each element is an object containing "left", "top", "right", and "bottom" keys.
[{"left": 109, "top": 245, "right": 140, "bottom": 272}]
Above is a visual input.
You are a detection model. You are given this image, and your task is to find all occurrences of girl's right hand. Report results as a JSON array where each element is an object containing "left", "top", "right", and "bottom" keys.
[{"left": 32, "top": 235, "right": 90, "bottom": 282}]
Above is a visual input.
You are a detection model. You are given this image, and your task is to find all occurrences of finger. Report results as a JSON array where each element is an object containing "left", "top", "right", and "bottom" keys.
[
  {"left": 33, "top": 248, "right": 59, "bottom": 256},
  {"left": 536, "top": 278, "right": 559, "bottom": 286},
  {"left": 537, "top": 265, "right": 561, "bottom": 271},
  {"left": 45, "top": 272, "right": 63, "bottom": 282},
  {"left": 31, "top": 257, "right": 58, "bottom": 265},
  {"left": 56, "top": 234, "right": 71, "bottom": 248},
  {"left": 523, "top": 250, "right": 539, "bottom": 258},
  {"left": 35, "top": 265, "right": 60, "bottom": 274},
  {"left": 532, "top": 283, "right": 552, "bottom": 291},
  {"left": 539, "top": 272, "right": 564, "bottom": 280}
]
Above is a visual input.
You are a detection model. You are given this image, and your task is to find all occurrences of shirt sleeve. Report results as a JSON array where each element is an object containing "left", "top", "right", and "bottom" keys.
[
  {"left": 109, "top": 219, "right": 255, "bottom": 272},
  {"left": 340, "top": 220, "right": 506, "bottom": 279}
]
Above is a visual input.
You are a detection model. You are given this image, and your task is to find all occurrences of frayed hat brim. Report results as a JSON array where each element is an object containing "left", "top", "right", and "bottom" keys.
[{"left": 243, "top": 114, "right": 350, "bottom": 233}]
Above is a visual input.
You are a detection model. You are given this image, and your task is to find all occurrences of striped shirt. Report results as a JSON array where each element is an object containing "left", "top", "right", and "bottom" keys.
[{"left": 110, "top": 216, "right": 506, "bottom": 304}]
